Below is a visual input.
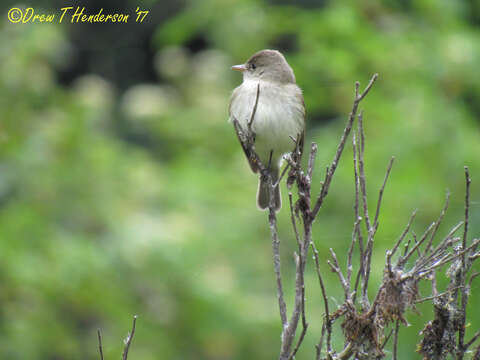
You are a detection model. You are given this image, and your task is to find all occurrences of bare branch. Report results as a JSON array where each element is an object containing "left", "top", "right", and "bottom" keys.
[
  {"left": 308, "top": 143, "right": 318, "bottom": 182},
  {"left": 357, "top": 74, "right": 379, "bottom": 102},
  {"left": 316, "top": 322, "right": 326, "bottom": 360},
  {"left": 424, "top": 191, "right": 450, "bottom": 255},
  {"left": 393, "top": 319, "right": 400, "bottom": 360},
  {"left": 474, "top": 345, "right": 480, "bottom": 360},
  {"left": 312, "top": 73, "right": 378, "bottom": 218},
  {"left": 357, "top": 111, "right": 372, "bottom": 235},
  {"left": 288, "top": 252, "right": 309, "bottom": 360},
  {"left": 415, "top": 288, "right": 460, "bottom": 304},
  {"left": 234, "top": 73, "right": 479, "bottom": 360},
  {"left": 468, "top": 271, "right": 480, "bottom": 289},
  {"left": 357, "top": 112, "right": 374, "bottom": 308},
  {"left": 381, "top": 328, "right": 394, "bottom": 350},
  {"left": 289, "top": 193, "right": 301, "bottom": 248},
  {"left": 280, "top": 251, "right": 304, "bottom": 359},
  {"left": 458, "top": 166, "right": 472, "bottom": 357},
  {"left": 289, "top": 324, "right": 308, "bottom": 360},
  {"left": 274, "top": 161, "right": 291, "bottom": 188},
  {"left": 405, "top": 239, "right": 480, "bottom": 280},
  {"left": 389, "top": 209, "right": 417, "bottom": 271},
  {"left": 373, "top": 156, "right": 395, "bottom": 231},
  {"left": 465, "top": 331, "right": 480, "bottom": 350},
  {"left": 312, "top": 241, "right": 332, "bottom": 355},
  {"left": 351, "top": 128, "right": 365, "bottom": 305},
  {"left": 270, "top": 206, "right": 288, "bottom": 327},
  {"left": 122, "top": 315, "right": 137, "bottom": 360},
  {"left": 337, "top": 342, "right": 354, "bottom": 360},
  {"left": 399, "top": 222, "right": 435, "bottom": 266},
  {"left": 328, "top": 248, "right": 349, "bottom": 300},
  {"left": 97, "top": 329, "right": 104, "bottom": 360},
  {"left": 347, "top": 217, "right": 361, "bottom": 292},
  {"left": 414, "top": 222, "right": 463, "bottom": 270},
  {"left": 352, "top": 131, "right": 361, "bottom": 244}
]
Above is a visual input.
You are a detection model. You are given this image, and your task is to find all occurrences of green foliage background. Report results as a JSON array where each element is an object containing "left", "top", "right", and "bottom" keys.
[{"left": 0, "top": 0, "right": 479, "bottom": 359}]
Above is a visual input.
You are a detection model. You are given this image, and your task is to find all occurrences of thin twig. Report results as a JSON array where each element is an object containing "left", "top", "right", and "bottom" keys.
[
  {"left": 389, "top": 209, "right": 417, "bottom": 271},
  {"left": 352, "top": 129, "right": 365, "bottom": 305},
  {"left": 347, "top": 217, "right": 361, "bottom": 293},
  {"left": 373, "top": 156, "right": 395, "bottom": 231},
  {"left": 358, "top": 112, "right": 374, "bottom": 308},
  {"left": 358, "top": 111, "right": 372, "bottom": 235},
  {"left": 308, "top": 143, "right": 318, "bottom": 182},
  {"left": 469, "top": 272, "right": 480, "bottom": 290},
  {"left": 311, "top": 73, "right": 378, "bottom": 218},
  {"left": 289, "top": 273, "right": 309, "bottom": 360},
  {"left": 414, "top": 288, "right": 460, "bottom": 304},
  {"left": 97, "top": 329, "right": 104, "bottom": 360},
  {"left": 270, "top": 206, "right": 288, "bottom": 327},
  {"left": 393, "top": 319, "right": 400, "bottom": 360},
  {"left": 399, "top": 222, "right": 435, "bottom": 266},
  {"left": 357, "top": 74, "right": 378, "bottom": 101},
  {"left": 414, "top": 221, "right": 463, "bottom": 270},
  {"left": 275, "top": 161, "right": 291, "bottom": 188},
  {"left": 122, "top": 315, "right": 137, "bottom": 360},
  {"left": 458, "top": 166, "right": 471, "bottom": 358},
  {"left": 289, "top": 193, "right": 301, "bottom": 248},
  {"left": 280, "top": 249, "right": 305, "bottom": 360},
  {"left": 337, "top": 342, "right": 354, "bottom": 360},
  {"left": 431, "top": 271, "right": 438, "bottom": 297},
  {"left": 287, "top": 193, "right": 310, "bottom": 360},
  {"left": 316, "top": 322, "right": 327, "bottom": 360},
  {"left": 465, "top": 331, "right": 480, "bottom": 350},
  {"left": 312, "top": 241, "right": 332, "bottom": 355},
  {"left": 288, "top": 247, "right": 309, "bottom": 360},
  {"left": 352, "top": 131, "right": 361, "bottom": 246},
  {"left": 381, "top": 328, "right": 394, "bottom": 350},
  {"left": 392, "top": 210, "right": 417, "bottom": 259},
  {"left": 328, "top": 248, "right": 349, "bottom": 299},
  {"left": 474, "top": 344, "right": 480, "bottom": 360},
  {"left": 289, "top": 324, "right": 308, "bottom": 360},
  {"left": 424, "top": 191, "right": 450, "bottom": 255},
  {"left": 352, "top": 264, "right": 362, "bottom": 305},
  {"left": 404, "top": 239, "right": 480, "bottom": 279}
]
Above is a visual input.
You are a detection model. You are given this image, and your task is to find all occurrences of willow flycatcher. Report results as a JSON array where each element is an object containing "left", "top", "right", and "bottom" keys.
[{"left": 229, "top": 49, "right": 305, "bottom": 211}]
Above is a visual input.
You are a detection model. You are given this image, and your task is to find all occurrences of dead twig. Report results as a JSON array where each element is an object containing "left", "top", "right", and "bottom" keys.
[
  {"left": 311, "top": 74, "right": 378, "bottom": 219},
  {"left": 393, "top": 319, "right": 400, "bottom": 360},
  {"left": 373, "top": 156, "right": 395, "bottom": 232},
  {"left": 97, "top": 329, "right": 104, "bottom": 360},
  {"left": 312, "top": 241, "right": 332, "bottom": 356},
  {"left": 458, "top": 167, "right": 472, "bottom": 359},
  {"left": 233, "top": 71, "right": 479, "bottom": 360},
  {"left": 122, "top": 315, "right": 138, "bottom": 360}
]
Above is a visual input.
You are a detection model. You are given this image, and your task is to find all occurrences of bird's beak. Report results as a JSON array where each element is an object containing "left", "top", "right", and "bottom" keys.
[{"left": 231, "top": 64, "right": 247, "bottom": 72}]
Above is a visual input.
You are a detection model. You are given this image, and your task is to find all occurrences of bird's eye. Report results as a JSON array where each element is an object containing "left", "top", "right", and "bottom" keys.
[{"left": 251, "top": 63, "right": 256, "bottom": 70}]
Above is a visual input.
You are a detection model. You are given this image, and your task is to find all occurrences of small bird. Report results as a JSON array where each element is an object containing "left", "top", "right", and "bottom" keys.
[{"left": 229, "top": 49, "right": 305, "bottom": 211}]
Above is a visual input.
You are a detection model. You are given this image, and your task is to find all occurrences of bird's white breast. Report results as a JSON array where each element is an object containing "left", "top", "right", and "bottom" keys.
[{"left": 229, "top": 79, "right": 304, "bottom": 167}]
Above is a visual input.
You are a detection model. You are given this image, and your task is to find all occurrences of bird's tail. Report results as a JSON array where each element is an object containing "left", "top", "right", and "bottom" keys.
[{"left": 257, "top": 168, "right": 281, "bottom": 212}]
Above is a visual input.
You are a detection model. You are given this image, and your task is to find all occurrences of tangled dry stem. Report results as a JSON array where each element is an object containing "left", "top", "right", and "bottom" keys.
[
  {"left": 97, "top": 315, "right": 138, "bottom": 360},
  {"left": 233, "top": 73, "right": 479, "bottom": 360}
]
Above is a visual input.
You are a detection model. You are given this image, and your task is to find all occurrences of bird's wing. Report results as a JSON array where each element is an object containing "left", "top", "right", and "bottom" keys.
[{"left": 229, "top": 87, "right": 259, "bottom": 174}]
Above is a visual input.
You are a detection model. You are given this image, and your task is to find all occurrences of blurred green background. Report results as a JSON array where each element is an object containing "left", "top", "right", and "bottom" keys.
[{"left": 1, "top": 0, "right": 479, "bottom": 359}]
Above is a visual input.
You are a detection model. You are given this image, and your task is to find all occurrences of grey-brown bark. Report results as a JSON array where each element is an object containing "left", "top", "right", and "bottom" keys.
[{"left": 232, "top": 74, "right": 479, "bottom": 360}]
